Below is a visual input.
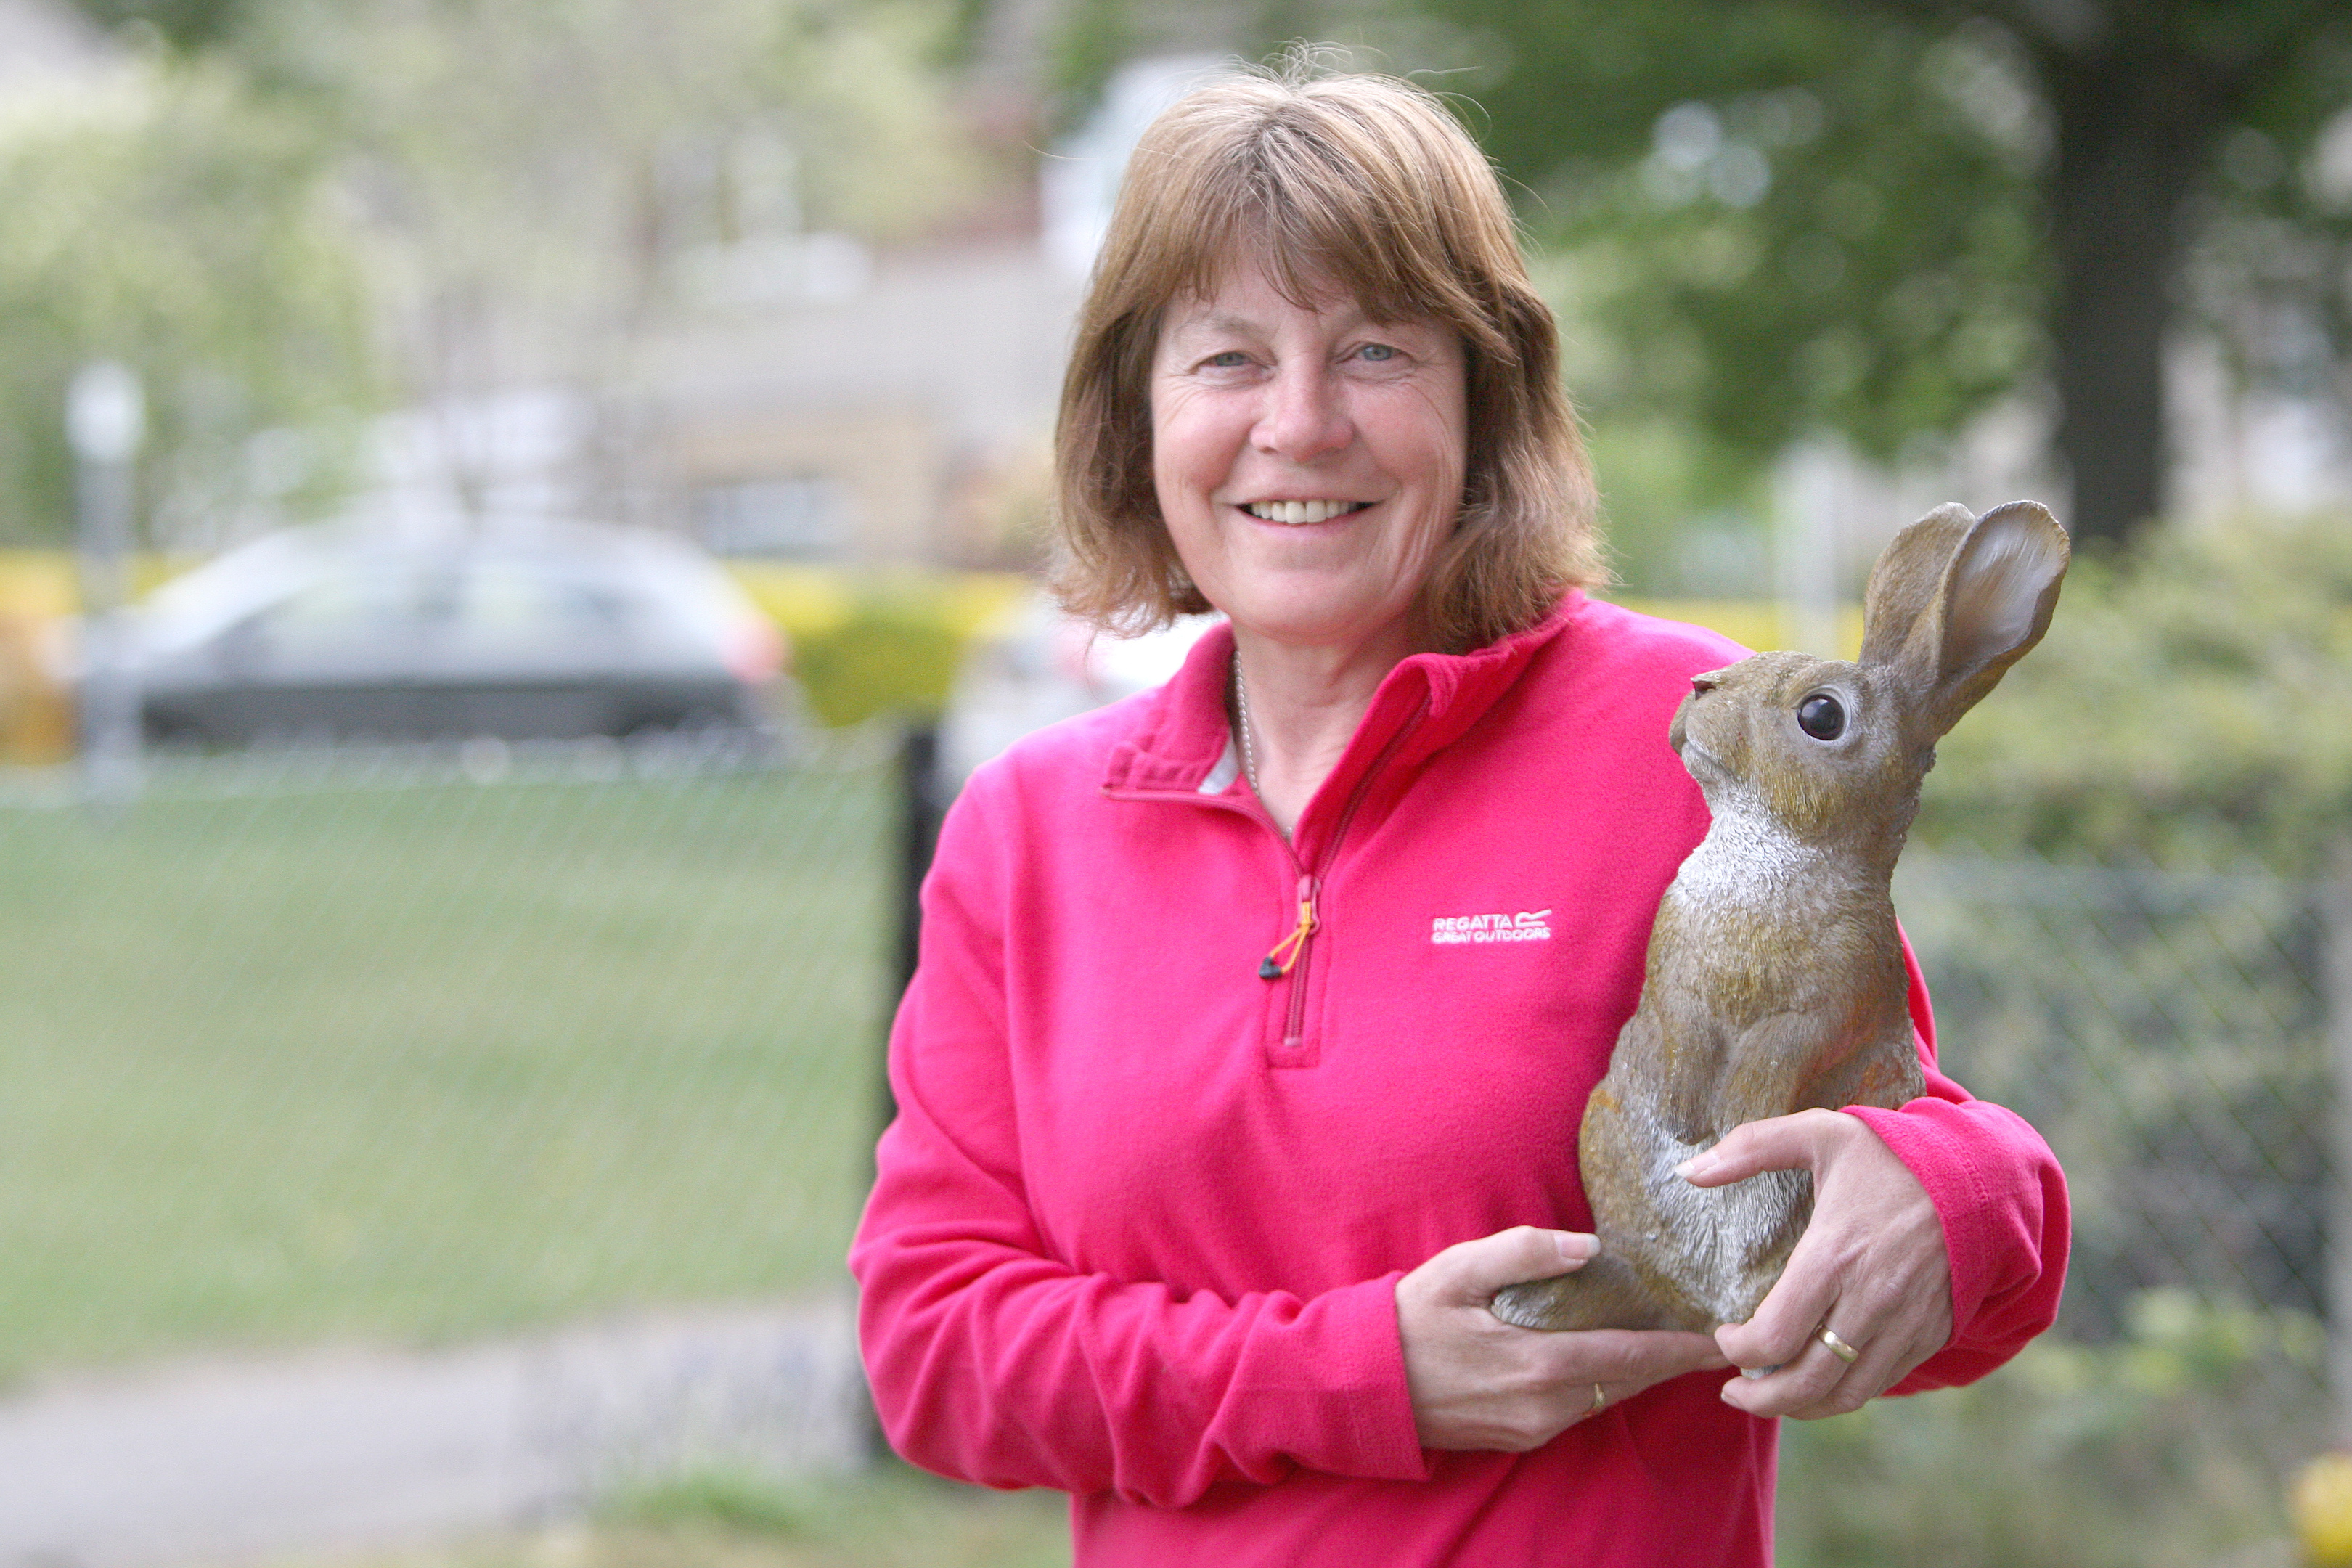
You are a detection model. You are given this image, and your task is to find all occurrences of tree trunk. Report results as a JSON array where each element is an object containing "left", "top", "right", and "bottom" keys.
[{"left": 2035, "top": 38, "right": 2225, "bottom": 548}]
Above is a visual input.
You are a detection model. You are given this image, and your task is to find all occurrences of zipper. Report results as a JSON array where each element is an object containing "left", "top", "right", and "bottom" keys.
[
  {"left": 1105, "top": 688, "right": 1431, "bottom": 1058},
  {"left": 1260, "top": 874, "right": 1318, "bottom": 979},
  {"left": 1281, "top": 880, "right": 1314, "bottom": 1049},
  {"left": 1266, "top": 693, "right": 1429, "bottom": 1051}
]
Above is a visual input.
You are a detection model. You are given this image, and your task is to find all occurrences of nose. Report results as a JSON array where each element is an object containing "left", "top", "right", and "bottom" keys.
[{"left": 1251, "top": 360, "right": 1352, "bottom": 462}]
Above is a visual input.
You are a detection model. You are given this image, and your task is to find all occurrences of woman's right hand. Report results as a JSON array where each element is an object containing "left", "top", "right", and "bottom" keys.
[{"left": 1396, "top": 1228, "right": 1729, "bottom": 1451}]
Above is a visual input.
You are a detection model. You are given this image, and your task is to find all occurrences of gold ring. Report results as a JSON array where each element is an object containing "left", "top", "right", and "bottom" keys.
[
  {"left": 1818, "top": 1326, "right": 1861, "bottom": 1365},
  {"left": 1588, "top": 1382, "right": 1607, "bottom": 1418}
]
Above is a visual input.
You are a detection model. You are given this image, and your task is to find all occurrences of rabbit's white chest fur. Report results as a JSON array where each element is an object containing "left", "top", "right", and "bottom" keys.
[{"left": 1671, "top": 780, "right": 1830, "bottom": 915}]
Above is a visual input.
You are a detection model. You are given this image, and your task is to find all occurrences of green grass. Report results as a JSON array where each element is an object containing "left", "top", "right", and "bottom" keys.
[
  {"left": 286, "top": 1463, "right": 1071, "bottom": 1568},
  {"left": 0, "top": 763, "right": 894, "bottom": 1380},
  {"left": 594, "top": 1463, "right": 1070, "bottom": 1565}
]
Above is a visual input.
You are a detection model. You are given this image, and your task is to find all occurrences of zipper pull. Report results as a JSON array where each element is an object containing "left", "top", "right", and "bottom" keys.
[{"left": 1259, "top": 875, "right": 1319, "bottom": 979}]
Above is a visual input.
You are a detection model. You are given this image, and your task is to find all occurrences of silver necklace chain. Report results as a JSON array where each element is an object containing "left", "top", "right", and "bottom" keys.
[{"left": 1233, "top": 655, "right": 1261, "bottom": 799}]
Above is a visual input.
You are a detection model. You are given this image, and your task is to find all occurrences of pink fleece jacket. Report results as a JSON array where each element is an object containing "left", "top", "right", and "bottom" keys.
[{"left": 851, "top": 593, "right": 2069, "bottom": 1566}]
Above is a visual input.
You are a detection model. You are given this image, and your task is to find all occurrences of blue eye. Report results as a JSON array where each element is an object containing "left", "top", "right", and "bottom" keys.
[
  {"left": 1208, "top": 351, "right": 1248, "bottom": 368},
  {"left": 1360, "top": 343, "right": 1397, "bottom": 362}
]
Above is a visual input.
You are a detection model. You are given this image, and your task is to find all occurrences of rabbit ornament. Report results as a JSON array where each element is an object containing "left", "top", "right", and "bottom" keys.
[{"left": 1490, "top": 500, "right": 2069, "bottom": 1334}]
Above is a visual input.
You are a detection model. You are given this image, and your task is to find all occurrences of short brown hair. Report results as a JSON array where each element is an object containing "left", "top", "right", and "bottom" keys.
[{"left": 1050, "top": 63, "right": 1602, "bottom": 652}]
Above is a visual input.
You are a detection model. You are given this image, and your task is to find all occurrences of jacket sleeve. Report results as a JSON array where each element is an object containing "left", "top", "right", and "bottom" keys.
[
  {"left": 847, "top": 778, "right": 1430, "bottom": 1506},
  {"left": 1842, "top": 942, "right": 2071, "bottom": 1394}
]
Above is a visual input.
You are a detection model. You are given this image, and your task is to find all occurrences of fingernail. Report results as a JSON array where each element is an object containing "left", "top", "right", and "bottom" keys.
[
  {"left": 1675, "top": 1156, "right": 1712, "bottom": 1181},
  {"left": 1556, "top": 1233, "right": 1597, "bottom": 1263}
]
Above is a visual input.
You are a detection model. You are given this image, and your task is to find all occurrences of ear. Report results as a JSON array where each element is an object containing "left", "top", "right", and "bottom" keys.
[
  {"left": 1863, "top": 501, "right": 2070, "bottom": 739},
  {"left": 1858, "top": 503, "right": 1976, "bottom": 671}
]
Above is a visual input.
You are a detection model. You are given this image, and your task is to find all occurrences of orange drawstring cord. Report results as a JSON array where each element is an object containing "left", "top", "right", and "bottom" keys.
[{"left": 1259, "top": 897, "right": 1318, "bottom": 979}]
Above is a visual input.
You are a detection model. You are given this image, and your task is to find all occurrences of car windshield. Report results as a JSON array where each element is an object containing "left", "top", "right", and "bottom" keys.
[
  {"left": 257, "top": 570, "right": 442, "bottom": 651},
  {"left": 251, "top": 561, "right": 626, "bottom": 653},
  {"left": 460, "top": 563, "right": 626, "bottom": 643}
]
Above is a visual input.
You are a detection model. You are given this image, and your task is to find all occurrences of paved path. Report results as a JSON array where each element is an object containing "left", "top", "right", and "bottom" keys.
[{"left": 0, "top": 1297, "right": 863, "bottom": 1568}]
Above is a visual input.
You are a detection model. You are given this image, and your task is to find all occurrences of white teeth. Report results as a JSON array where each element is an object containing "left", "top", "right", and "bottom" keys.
[{"left": 1247, "top": 499, "right": 1363, "bottom": 524}]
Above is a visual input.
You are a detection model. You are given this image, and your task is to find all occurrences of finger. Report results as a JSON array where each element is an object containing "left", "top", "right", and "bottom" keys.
[
  {"left": 1676, "top": 1108, "right": 1847, "bottom": 1188},
  {"left": 1713, "top": 1243, "right": 1842, "bottom": 1373},
  {"left": 1718, "top": 1326, "right": 1855, "bottom": 1417},
  {"left": 1781, "top": 1325, "right": 1909, "bottom": 1418},
  {"left": 1737, "top": 1295, "right": 1942, "bottom": 1419},
  {"left": 1782, "top": 1285, "right": 1953, "bottom": 1418},
  {"left": 1431, "top": 1228, "right": 1596, "bottom": 1303},
  {"left": 1532, "top": 1327, "right": 1728, "bottom": 1384}
]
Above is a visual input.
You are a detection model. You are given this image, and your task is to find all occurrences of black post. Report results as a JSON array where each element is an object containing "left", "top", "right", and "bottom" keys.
[
  {"left": 881, "top": 722, "right": 947, "bottom": 1152},
  {"left": 866, "top": 719, "right": 947, "bottom": 1461}
]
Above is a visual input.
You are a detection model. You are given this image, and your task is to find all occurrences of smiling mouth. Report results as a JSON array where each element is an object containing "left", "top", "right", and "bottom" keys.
[{"left": 1243, "top": 499, "right": 1373, "bottom": 525}]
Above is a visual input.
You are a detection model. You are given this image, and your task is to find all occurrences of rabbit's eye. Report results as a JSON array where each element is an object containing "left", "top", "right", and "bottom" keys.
[{"left": 1797, "top": 693, "right": 1845, "bottom": 740}]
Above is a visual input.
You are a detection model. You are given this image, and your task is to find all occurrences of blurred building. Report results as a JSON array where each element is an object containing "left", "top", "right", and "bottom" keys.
[{"left": 626, "top": 238, "right": 1079, "bottom": 568}]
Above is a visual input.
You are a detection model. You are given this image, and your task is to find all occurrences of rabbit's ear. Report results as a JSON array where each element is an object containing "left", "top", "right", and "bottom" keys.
[
  {"left": 1858, "top": 503, "right": 1977, "bottom": 671},
  {"left": 1863, "top": 501, "right": 2070, "bottom": 739}
]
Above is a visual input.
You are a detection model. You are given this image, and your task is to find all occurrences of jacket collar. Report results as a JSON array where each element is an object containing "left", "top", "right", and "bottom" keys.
[{"left": 1100, "top": 590, "right": 1590, "bottom": 800}]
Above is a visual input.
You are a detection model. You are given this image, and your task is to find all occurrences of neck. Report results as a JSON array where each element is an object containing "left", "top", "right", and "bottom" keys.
[
  {"left": 1677, "top": 781, "right": 1905, "bottom": 912},
  {"left": 1232, "top": 623, "right": 1424, "bottom": 835}
]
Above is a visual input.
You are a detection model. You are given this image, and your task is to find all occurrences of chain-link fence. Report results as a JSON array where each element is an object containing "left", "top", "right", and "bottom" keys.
[
  {"left": 0, "top": 743, "right": 2338, "bottom": 1560},
  {"left": 1773, "top": 846, "right": 2339, "bottom": 1566},
  {"left": 0, "top": 734, "right": 899, "bottom": 1384},
  {"left": 1900, "top": 849, "right": 2329, "bottom": 1344}
]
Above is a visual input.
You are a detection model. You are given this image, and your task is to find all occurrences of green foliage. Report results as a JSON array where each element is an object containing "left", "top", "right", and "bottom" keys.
[
  {"left": 11, "top": 1, "right": 986, "bottom": 544},
  {"left": 794, "top": 595, "right": 971, "bottom": 729},
  {"left": 0, "top": 63, "right": 380, "bottom": 544},
  {"left": 1047, "top": 0, "right": 1138, "bottom": 136},
  {"left": 234, "top": 0, "right": 984, "bottom": 306},
  {"left": 1345, "top": 0, "right": 2352, "bottom": 542},
  {"left": 1777, "top": 1291, "right": 2320, "bottom": 1568},
  {"left": 1919, "top": 511, "right": 2352, "bottom": 869},
  {"left": 1388, "top": 4, "right": 2046, "bottom": 470},
  {"left": 65, "top": 0, "right": 244, "bottom": 51},
  {"left": 1580, "top": 415, "right": 1773, "bottom": 595}
]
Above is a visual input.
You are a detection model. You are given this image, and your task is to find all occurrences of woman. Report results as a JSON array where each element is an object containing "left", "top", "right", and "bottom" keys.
[{"left": 850, "top": 66, "right": 2066, "bottom": 1565}]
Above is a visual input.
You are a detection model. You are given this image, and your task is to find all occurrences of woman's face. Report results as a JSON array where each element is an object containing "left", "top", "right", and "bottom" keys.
[{"left": 1150, "top": 259, "right": 1467, "bottom": 658}]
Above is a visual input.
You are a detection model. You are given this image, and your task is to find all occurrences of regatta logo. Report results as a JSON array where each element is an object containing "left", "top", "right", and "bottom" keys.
[{"left": 1431, "top": 910, "right": 1552, "bottom": 945}]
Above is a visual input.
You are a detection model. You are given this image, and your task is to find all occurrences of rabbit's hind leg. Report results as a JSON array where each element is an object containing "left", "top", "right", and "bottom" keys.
[{"left": 1488, "top": 1250, "right": 1683, "bottom": 1331}]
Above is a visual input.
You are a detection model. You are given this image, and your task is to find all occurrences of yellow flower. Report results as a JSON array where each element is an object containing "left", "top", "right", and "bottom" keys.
[{"left": 2294, "top": 1453, "right": 2352, "bottom": 1567}]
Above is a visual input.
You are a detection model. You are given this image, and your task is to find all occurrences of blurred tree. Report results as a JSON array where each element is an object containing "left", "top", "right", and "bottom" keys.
[
  {"left": 64, "top": 0, "right": 243, "bottom": 51},
  {"left": 25, "top": 0, "right": 987, "bottom": 539},
  {"left": 0, "top": 65, "right": 379, "bottom": 545},
  {"left": 219, "top": 0, "right": 984, "bottom": 516},
  {"left": 1352, "top": 0, "right": 2352, "bottom": 547}
]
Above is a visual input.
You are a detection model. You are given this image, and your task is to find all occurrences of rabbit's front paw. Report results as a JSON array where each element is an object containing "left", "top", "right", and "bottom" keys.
[{"left": 1490, "top": 1275, "right": 1579, "bottom": 1331}]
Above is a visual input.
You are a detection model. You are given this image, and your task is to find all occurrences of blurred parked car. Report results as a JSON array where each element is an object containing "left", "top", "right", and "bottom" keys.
[
  {"left": 127, "top": 520, "right": 788, "bottom": 748},
  {"left": 939, "top": 590, "right": 1218, "bottom": 785}
]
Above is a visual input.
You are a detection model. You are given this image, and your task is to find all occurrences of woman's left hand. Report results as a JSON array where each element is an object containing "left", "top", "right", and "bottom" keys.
[{"left": 1681, "top": 1108, "right": 1952, "bottom": 1419}]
